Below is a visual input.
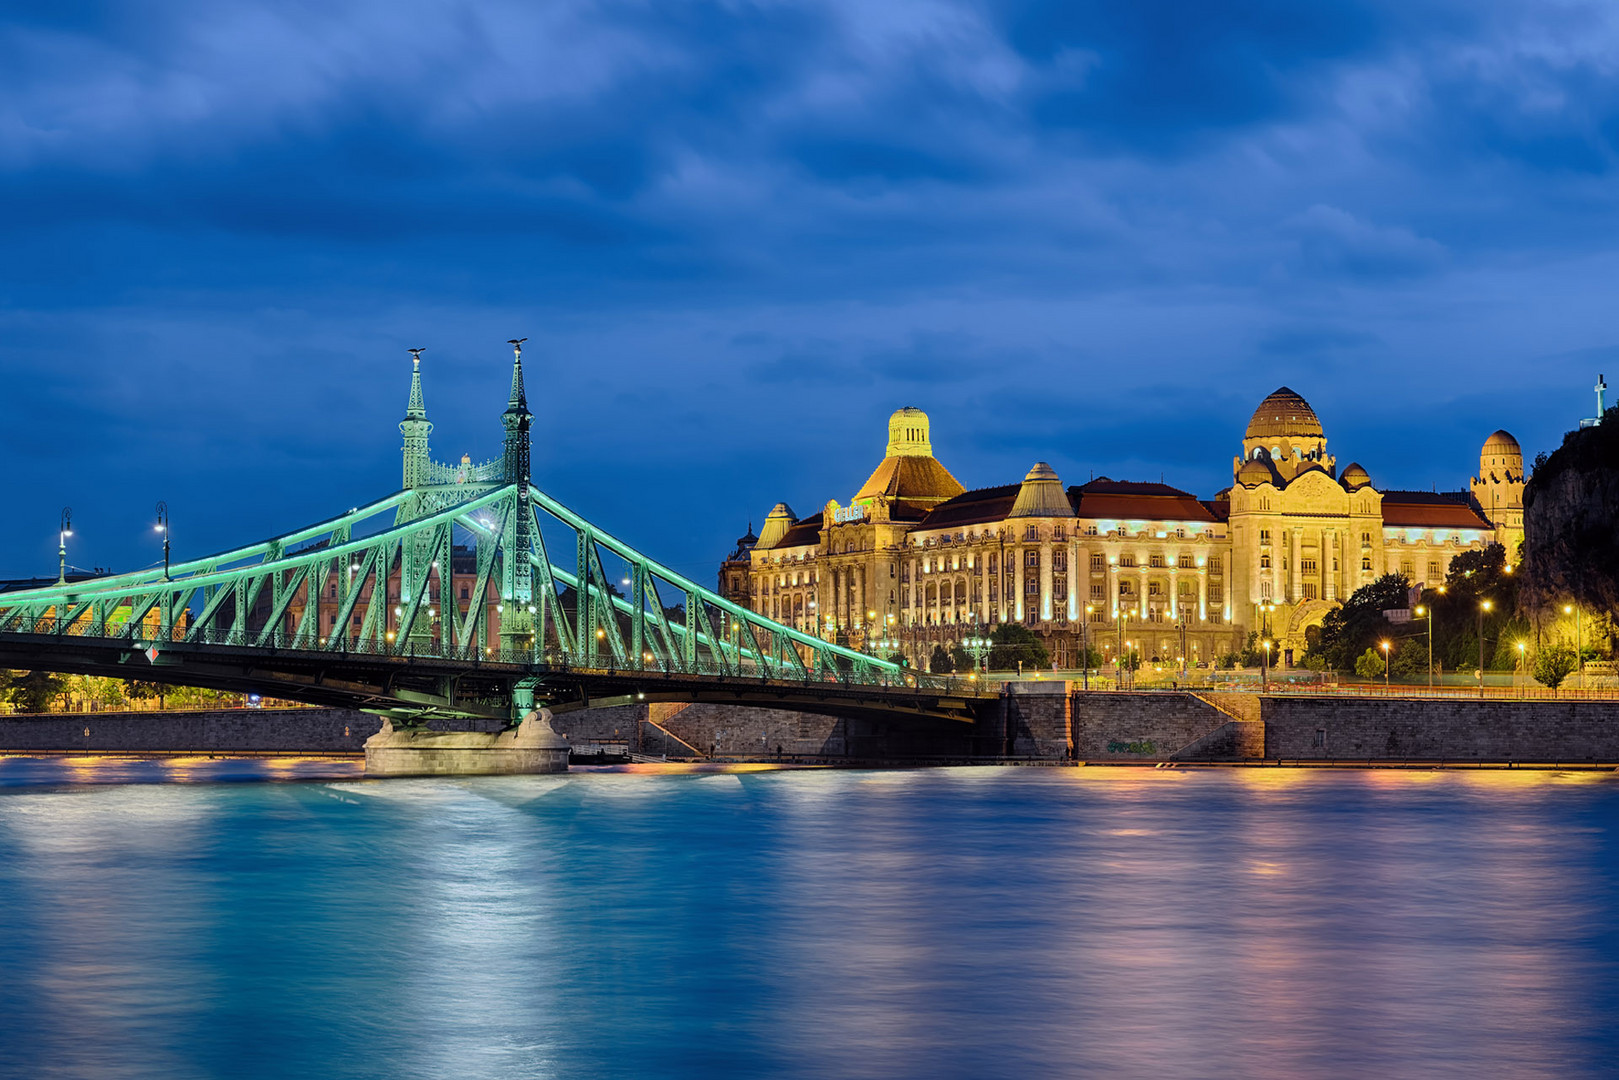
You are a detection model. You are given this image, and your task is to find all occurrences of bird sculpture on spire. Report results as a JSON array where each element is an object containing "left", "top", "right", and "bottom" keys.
[
  {"left": 508, "top": 338, "right": 527, "bottom": 359},
  {"left": 408, "top": 347, "right": 425, "bottom": 367}
]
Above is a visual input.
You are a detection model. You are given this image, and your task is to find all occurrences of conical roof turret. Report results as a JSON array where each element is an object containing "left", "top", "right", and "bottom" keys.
[{"left": 1008, "top": 462, "right": 1075, "bottom": 518}]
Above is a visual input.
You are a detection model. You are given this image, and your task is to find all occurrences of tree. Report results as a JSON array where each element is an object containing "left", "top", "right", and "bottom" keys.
[
  {"left": 1354, "top": 647, "right": 1387, "bottom": 680},
  {"left": 1311, "top": 574, "right": 1411, "bottom": 672},
  {"left": 1532, "top": 645, "right": 1578, "bottom": 691},
  {"left": 928, "top": 644, "right": 955, "bottom": 674},
  {"left": 988, "top": 623, "right": 1050, "bottom": 671},
  {"left": 6, "top": 670, "right": 68, "bottom": 713}
]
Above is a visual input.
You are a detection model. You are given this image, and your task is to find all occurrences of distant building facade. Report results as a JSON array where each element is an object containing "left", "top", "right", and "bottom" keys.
[{"left": 721, "top": 388, "right": 1524, "bottom": 670}]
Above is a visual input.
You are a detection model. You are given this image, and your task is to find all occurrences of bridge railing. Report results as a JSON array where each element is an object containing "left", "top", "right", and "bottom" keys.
[{"left": 2, "top": 614, "right": 978, "bottom": 695}]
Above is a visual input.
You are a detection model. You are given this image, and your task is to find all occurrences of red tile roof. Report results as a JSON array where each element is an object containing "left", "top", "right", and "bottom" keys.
[
  {"left": 912, "top": 484, "right": 1021, "bottom": 530},
  {"left": 1070, "top": 479, "right": 1222, "bottom": 524},
  {"left": 1379, "top": 491, "right": 1493, "bottom": 530}
]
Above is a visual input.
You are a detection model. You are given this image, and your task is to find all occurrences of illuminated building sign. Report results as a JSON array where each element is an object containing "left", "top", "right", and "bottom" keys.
[{"left": 832, "top": 505, "right": 868, "bottom": 524}]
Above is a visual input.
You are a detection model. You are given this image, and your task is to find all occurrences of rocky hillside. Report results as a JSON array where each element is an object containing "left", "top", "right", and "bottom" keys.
[{"left": 1521, "top": 407, "right": 1619, "bottom": 642}]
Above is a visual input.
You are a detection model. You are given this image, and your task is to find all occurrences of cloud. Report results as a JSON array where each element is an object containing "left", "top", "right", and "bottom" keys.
[
  {"left": 1284, "top": 204, "right": 1447, "bottom": 280},
  {"left": 1, "top": 0, "right": 1617, "bottom": 579}
]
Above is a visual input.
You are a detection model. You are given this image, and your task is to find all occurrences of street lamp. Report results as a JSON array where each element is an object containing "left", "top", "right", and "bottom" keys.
[
  {"left": 57, "top": 507, "right": 72, "bottom": 584},
  {"left": 1414, "top": 604, "right": 1434, "bottom": 691},
  {"left": 1478, "top": 599, "right": 1493, "bottom": 697},
  {"left": 1516, "top": 640, "right": 1527, "bottom": 697},
  {"left": 1380, "top": 639, "right": 1391, "bottom": 691},
  {"left": 962, "top": 634, "right": 991, "bottom": 675},
  {"left": 154, "top": 501, "right": 170, "bottom": 580},
  {"left": 1081, "top": 604, "right": 1094, "bottom": 690},
  {"left": 1564, "top": 603, "right": 1584, "bottom": 689},
  {"left": 1261, "top": 638, "right": 1272, "bottom": 691}
]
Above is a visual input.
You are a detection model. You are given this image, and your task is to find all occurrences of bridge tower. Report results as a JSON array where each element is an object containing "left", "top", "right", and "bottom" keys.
[
  {"left": 400, "top": 348, "right": 432, "bottom": 489},
  {"left": 500, "top": 339, "right": 537, "bottom": 656}
]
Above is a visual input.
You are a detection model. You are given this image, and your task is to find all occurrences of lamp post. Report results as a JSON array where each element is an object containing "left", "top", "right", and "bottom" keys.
[
  {"left": 1478, "top": 599, "right": 1493, "bottom": 698},
  {"left": 1516, "top": 640, "right": 1526, "bottom": 697},
  {"left": 962, "top": 634, "right": 991, "bottom": 675},
  {"left": 1261, "top": 639, "right": 1271, "bottom": 691},
  {"left": 1564, "top": 603, "right": 1583, "bottom": 689},
  {"left": 57, "top": 507, "right": 72, "bottom": 585},
  {"left": 154, "top": 501, "right": 170, "bottom": 580},
  {"left": 1414, "top": 604, "right": 1434, "bottom": 691},
  {"left": 1081, "top": 604, "right": 1094, "bottom": 690},
  {"left": 1380, "top": 639, "right": 1391, "bottom": 692}
]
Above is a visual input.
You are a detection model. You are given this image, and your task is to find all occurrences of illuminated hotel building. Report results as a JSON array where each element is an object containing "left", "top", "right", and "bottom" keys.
[{"left": 720, "top": 389, "right": 1524, "bottom": 669}]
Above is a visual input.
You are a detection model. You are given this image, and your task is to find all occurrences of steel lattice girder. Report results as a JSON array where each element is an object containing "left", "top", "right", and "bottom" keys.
[{"left": 0, "top": 482, "right": 903, "bottom": 685}]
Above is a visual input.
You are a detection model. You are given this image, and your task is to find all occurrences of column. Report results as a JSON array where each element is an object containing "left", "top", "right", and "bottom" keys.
[
  {"left": 1198, "top": 566, "right": 1208, "bottom": 622},
  {"left": 1040, "top": 534, "right": 1053, "bottom": 622},
  {"left": 1014, "top": 545, "right": 1025, "bottom": 621},
  {"left": 1168, "top": 566, "right": 1178, "bottom": 620},
  {"left": 1289, "top": 527, "right": 1302, "bottom": 605}
]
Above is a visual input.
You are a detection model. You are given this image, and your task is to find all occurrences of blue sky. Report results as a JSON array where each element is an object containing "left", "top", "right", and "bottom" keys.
[{"left": 3, "top": 0, "right": 1617, "bottom": 583}]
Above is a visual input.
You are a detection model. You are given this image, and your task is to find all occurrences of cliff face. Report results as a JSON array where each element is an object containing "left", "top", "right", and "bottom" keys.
[{"left": 1521, "top": 407, "right": 1619, "bottom": 624}]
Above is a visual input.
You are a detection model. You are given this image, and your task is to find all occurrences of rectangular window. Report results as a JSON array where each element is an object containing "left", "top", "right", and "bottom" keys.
[
  {"left": 1025, "top": 579, "right": 1038, "bottom": 595},
  {"left": 1208, "top": 556, "right": 1222, "bottom": 574},
  {"left": 1401, "top": 561, "right": 1414, "bottom": 578},
  {"left": 1428, "top": 560, "right": 1441, "bottom": 579},
  {"left": 988, "top": 554, "right": 998, "bottom": 573},
  {"left": 1090, "top": 553, "right": 1105, "bottom": 571},
  {"left": 1301, "top": 559, "right": 1317, "bottom": 574},
  {"left": 1313, "top": 728, "right": 1327, "bottom": 749},
  {"left": 1119, "top": 554, "right": 1137, "bottom": 568},
  {"left": 1025, "top": 525, "right": 1038, "bottom": 541},
  {"left": 1026, "top": 551, "right": 1040, "bottom": 568},
  {"left": 1053, "top": 525, "right": 1066, "bottom": 541},
  {"left": 1149, "top": 554, "right": 1164, "bottom": 568},
  {"left": 1179, "top": 555, "right": 1195, "bottom": 569},
  {"left": 1260, "top": 529, "right": 1271, "bottom": 545},
  {"left": 1091, "top": 584, "right": 1105, "bottom": 599},
  {"left": 1209, "top": 587, "right": 1223, "bottom": 604},
  {"left": 1052, "top": 551, "right": 1067, "bottom": 571},
  {"left": 1148, "top": 582, "right": 1162, "bottom": 595},
  {"left": 1303, "top": 584, "right": 1317, "bottom": 599}
]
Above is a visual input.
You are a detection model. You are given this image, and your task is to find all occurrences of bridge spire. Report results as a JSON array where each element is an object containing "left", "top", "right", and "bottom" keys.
[
  {"left": 502, "top": 338, "right": 532, "bottom": 485},
  {"left": 400, "top": 348, "right": 433, "bottom": 489}
]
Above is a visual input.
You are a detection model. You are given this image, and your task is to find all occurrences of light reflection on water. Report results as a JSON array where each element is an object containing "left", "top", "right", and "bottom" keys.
[{"left": 1, "top": 761, "right": 1616, "bottom": 1079}]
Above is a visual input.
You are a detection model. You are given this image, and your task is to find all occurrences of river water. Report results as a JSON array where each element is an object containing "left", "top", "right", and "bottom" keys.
[{"left": 1, "top": 759, "right": 1617, "bottom": 1079}]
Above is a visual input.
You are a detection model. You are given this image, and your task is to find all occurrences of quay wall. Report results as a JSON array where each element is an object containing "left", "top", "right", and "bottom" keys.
[
  {"left": 7, "top": 695, "right": 1619, "bottom": 766},
  {"left": 0, "top": 708, "right": 380, "bottom": 753},
  {"left": 1265, "top": 696, "right": 1619, "bottom": 762}
]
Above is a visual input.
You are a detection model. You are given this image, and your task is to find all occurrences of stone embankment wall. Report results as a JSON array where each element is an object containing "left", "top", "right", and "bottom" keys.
[
  {"left": 555, "top": 702, "right": 845, "bottom": 757},
  {"left": 0, "top": 708, "right": 380, "bottom": 753},
  {"left": 1266, "top": 696, "right": 1619, "bottom": 762},
  {"left": 1071, "top": 691, "right": 1261, "bottom": 762}
]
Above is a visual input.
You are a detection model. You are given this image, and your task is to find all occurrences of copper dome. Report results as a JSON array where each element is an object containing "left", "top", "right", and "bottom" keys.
[{"left": 1245, "top": 387, "right": 1324, "bottom": 441}]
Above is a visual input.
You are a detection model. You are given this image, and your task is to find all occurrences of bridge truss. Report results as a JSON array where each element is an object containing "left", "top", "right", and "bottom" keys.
[{"left": 0, "top": 482, "right": 907, "bottom": 689}]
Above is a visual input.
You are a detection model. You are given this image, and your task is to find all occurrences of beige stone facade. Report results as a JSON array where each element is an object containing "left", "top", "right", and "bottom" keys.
[{"left": 722, "top": 390, "right": 1523, "bottom": 670}]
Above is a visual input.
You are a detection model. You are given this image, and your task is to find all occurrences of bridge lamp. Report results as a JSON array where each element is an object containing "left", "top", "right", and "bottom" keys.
[
  {"left": 386, "top": 631, "right": 395, "bottom": 642},
  {"left": 527, "top": 605, "right": 536, "bottom": 613},
  {"left": 497, "top": 604, "right": 504, "bottom": 612},
  {"left": 1380, "top": 639, "right": 1391, "bottom": 690},
  {"left": 596, "top": 628, "right": 606, "bottom": 640}
]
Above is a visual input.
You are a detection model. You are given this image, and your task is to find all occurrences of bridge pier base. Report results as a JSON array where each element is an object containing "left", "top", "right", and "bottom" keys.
[{"left": 364, "top": 709, "right": 570, "bottom": 777}]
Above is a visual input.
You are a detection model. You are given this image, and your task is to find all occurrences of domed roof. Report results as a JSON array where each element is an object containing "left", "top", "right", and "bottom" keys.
[
  {"left": 1236, "top": 458, "right": 1276, "bottom": 487},
  {"left": 855, "top": 408, "right": 964, "bottom": 504},
  {"left": 1341, "top": 462, "right": 1371, "bottom": 489},
  {"left": 1245, "top": 387, "right": 1324, "bottom": 441},
  {"left": 755, "top": 503, "right": 797, "bottom": 548},
  {"left": 1483, "top": 430, "right": 1521, "bottom": 454},
  {"left": 1008, "top": 462, "right": 1075, "bottom": 518}
]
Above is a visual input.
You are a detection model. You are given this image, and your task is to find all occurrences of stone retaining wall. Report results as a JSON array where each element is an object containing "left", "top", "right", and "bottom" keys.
[
  {"left": 0, "top": 708, "right": 380, "bottom": 753},
  {"left": 1265, "top": 695, "right": 1619, "bottom": 761}
]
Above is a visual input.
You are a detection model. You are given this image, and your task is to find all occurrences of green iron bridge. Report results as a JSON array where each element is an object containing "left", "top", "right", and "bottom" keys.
[{"left": 0, "top": 343, "right": 993, "bottom": 733}]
